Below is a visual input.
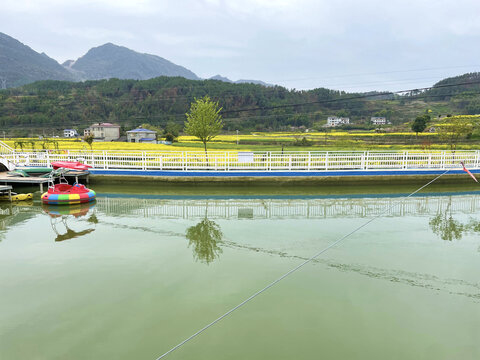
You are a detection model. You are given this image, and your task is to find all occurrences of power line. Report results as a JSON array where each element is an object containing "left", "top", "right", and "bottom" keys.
[
  {"left": 220, "top": 79, "right": 480, "bottom": 115},
  {"left": 271, "top": 65, "right": 480, "bottom": 83},
  {"left": 154, "top": 170, "right": 450, "bottom": 359}
]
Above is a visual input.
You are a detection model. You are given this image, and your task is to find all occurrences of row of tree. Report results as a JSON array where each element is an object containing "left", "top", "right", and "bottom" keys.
[{"left": 2, "top": 74, "right": 480, "bottom": 136}]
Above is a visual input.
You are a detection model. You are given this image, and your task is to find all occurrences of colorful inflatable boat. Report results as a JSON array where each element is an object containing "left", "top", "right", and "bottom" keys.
[
  {"left": 41, "top": 161, "right": 96, "bottom": 205},
  {"left": 41, "top": 183, "right": 96, "bottom": 205}
]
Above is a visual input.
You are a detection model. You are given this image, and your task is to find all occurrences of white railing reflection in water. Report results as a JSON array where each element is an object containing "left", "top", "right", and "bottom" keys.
[
  {"left": 95, "top": 195, "right": 480, "bottom": 220},
  {"left": 3, "top": 150, "right": 480, "bottom": 171}
]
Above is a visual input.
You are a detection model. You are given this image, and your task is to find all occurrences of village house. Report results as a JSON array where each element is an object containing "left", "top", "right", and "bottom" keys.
[
  {"left": 371, "top": 117, "right": 387, "bottom": 125},
  {"left": 126, "top": 127, "right": 157, "bottom": 143},
  {"left": 84, "top": 122, "right": 121, "bottom": 141},
  {"left": 327, "top": 116, "right": 350, "bottom": 127},
  {"left": 63, "top": 129, "right": 79, "bottom": 138}
]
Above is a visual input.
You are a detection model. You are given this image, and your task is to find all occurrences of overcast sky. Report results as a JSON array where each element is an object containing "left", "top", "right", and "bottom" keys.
[{"left": 2, "top": 0, "right": 480, "bottom": 92}]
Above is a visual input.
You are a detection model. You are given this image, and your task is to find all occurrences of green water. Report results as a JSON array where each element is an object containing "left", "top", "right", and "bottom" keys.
[{"left": 1, "top": 185, "right": 480, "bottom": 359}]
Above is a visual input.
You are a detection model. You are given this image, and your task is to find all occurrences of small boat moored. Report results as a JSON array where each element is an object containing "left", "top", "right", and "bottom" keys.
[
  {"left": 41, "top": 161, "right": 96, "bottom": 205},
  {"left": 42, "top": 183, "right": 96, "bottom": 205}
]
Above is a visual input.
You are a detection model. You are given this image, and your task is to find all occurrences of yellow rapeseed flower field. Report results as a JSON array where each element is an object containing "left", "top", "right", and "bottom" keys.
[{"left": 4, "top": 126, "right": 478, "bottom": 152}]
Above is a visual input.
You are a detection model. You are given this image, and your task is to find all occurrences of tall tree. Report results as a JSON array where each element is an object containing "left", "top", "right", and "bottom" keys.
[
  {"left": 184, "top": 96, "right": 223, "bottom": 163},
  {"left": 411, "top": 114, "right": 430, "bottom": 136}
]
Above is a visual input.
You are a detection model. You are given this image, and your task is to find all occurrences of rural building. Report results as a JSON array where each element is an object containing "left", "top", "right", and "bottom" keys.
[
  {"left": 327, "top": 116, "right": 350, "bottom": 127},
  {"left": 126, "top": 127, "right": 157, "bottom": 143},
  {"left": 63, "top": 129, "right": 79, "bottom": 137},
  {"left": 84, "top": 122, "right": 121, "bottom": 141},
  {"left": 371, "top": 117, "right": 387, "bottom": 125}
]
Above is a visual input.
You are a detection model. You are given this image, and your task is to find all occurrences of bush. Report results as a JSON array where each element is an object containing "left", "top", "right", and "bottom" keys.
[
  {"left": 293, "top": 137, "right": 312, "bottom": 146},
  {"left": 165, "top": 133, "right": 175, "bottom": 142}
]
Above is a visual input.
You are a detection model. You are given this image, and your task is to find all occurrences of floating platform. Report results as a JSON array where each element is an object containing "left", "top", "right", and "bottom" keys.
[{"left": 0, "top": 172, "right": 50, "bottom": 191}]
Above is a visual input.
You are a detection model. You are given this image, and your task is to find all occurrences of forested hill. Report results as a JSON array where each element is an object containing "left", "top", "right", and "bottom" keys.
[
  {"left": 1, "top": 73, "right": 480, "bottom": 135},
  {"left": 422, "top": 72, "right": 480, "bottom": 100}
]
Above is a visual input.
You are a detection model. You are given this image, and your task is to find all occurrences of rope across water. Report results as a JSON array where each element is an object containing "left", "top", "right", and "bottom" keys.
[{"left": 155, "top": 170, "right": 450, "bottom": 359}]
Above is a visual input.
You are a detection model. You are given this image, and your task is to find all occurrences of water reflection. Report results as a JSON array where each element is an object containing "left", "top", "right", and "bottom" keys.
[
  {"left": 429, "top": 199, "right": 480, "bottom": 241},
  {"left": 42, "top": 203, "right": 97, "bottom": 242},
  {"left": 0, "top": 202, "right": 36, "bottom": 241},
  {"left": 186, "top": 211, "right": 223, "bottom": 265},
  {"left": 97, "top": 193, "right": 480, "bottom": 220}
]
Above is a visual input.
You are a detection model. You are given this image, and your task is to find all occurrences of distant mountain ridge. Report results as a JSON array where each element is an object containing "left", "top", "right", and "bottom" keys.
[
  {"left": 70, "top": 43, "right": 200, "bottom": 81},
  {"left": 0, "top": 32, "right": 274, "bottom": 88},
  {"left": 209, "top": 74, "right": 272, "bottom": 86},
  {"left": 0, "top": 32, "right": 75, "bottom": 88}
]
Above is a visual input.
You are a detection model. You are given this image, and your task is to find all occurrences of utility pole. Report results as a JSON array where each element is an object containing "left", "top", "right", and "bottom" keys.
[{"left": 236, "top": 130, "right": 239, "bottom": 145}]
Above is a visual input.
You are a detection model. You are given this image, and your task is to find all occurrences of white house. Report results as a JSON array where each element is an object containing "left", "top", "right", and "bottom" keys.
[
  {"left": 84, "top": 122, "right": 121, "bottom": 141},
  {"left": 327, "top": 116, "right": 350, "bottom": 127},
  {"left": 63, "top": 129, "right": 79, "bottom": 138},
  {"left": 371, "top": 117, "right": 387, "bottom": 125},
  {"left": 126, "top": 127, "right": 157, "bottom": 143}
]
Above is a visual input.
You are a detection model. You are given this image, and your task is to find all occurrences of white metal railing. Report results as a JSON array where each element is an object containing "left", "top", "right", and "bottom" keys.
[
  {"left": 0, "top": 141, "right": 14, "bottom": 154},
  {"left": 1, "top": 149, "right": 479, "bottom": 172}
]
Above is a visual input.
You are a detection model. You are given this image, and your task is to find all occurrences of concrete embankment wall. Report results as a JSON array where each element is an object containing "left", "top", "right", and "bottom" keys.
[{"left": 88, "top": 169, "right": 480, "bottom": 186}]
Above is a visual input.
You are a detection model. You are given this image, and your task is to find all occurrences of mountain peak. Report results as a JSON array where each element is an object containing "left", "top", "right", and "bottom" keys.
[
  {"left": 210, "top": 74, "right": 233, "bottom": 82},
  {"left": 71, "top": 42, "right": 199, "bottom": 81}
]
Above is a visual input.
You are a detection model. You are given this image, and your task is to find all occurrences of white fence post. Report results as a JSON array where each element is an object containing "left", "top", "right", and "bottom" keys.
[{"left": 325, "top": 152, "right": 329, "bottom": 170}]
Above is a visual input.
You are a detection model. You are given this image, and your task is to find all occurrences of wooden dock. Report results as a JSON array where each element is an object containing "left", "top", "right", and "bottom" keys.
[
  {"left": 0, "top": 172, "right": 49, "bottom": 192},
  {"left": 0, "top": 170, "right": 89, "bottom": 192}
]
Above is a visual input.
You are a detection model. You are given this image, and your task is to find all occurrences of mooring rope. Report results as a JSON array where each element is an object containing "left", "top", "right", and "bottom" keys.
[{"left": 155, "top": 170, "right": 450, "bottom": 359}]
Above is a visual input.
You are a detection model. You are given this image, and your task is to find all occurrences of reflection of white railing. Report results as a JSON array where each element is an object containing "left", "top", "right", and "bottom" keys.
[
  {"left": 95, "top": 195, "right": 480, "bottom": 220},
  {"left": 1, "top": 150, "right": 479, "bottom": 171}
]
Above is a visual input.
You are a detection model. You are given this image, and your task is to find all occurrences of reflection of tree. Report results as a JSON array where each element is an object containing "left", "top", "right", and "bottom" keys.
[
  {"left": 429, "top": 199, "right": 464, "bottom": 241},
  {"left": 429, "top": 212, "right": 464, "bottom": 241},
  {"left": 186, "top": 217, "right": 223, "bottom": 264},
  {"left": 428, "top": 196, "right": 480, "bottom": 241}
]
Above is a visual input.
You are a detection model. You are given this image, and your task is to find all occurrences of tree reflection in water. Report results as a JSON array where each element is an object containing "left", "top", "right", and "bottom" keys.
[
  {"left": 186, "top": 215, "right": 223, "bottom": 265},
  {"left": 429, "top": 211, "right": 464, "bottom": 241},
  {"left": 429, "top": 199, "right": 480, "bottom": 242}
]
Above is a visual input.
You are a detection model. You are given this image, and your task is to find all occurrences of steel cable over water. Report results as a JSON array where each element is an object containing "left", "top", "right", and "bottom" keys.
[{"left": 155, "top": 170, "right": 450, "bottom": 359}]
